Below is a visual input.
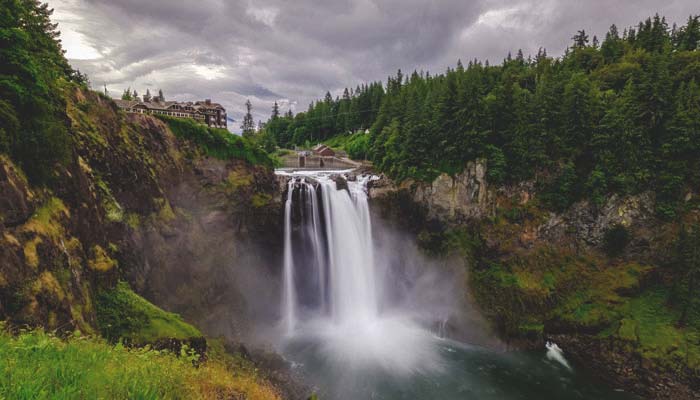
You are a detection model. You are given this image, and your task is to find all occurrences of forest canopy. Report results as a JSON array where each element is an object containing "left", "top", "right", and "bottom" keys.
[{"left": 263, "top": 15, "right": 700, "bottom": 218}]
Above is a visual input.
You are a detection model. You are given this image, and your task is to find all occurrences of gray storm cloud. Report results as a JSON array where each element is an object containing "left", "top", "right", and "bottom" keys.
[{"left": 50, "top": 0, "right": 697, "bottom": 131}]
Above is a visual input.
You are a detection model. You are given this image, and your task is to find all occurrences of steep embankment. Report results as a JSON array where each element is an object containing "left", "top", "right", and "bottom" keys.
[
  {"left": 0, "top": 87, "right": 285, "bottom": 399},
  {"left": 370, "top": 161, "right": 700, "bottom": 400}
]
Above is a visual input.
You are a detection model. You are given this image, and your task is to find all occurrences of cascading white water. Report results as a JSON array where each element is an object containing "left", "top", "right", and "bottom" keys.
[
  {"left": 278, "top": 170, "right": 441, "bottom": 375},
  {"left": 282, "top": 179, "right": 297, "bottom": 334},
  {"left": 281, "top": 172, "right": 379, "bottom": 324},
  {"left": 322, "top": 174, "right": 378, "bottom": 322}
]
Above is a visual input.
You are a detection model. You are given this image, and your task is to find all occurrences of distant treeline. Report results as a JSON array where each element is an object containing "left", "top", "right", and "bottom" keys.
[{"left": 263, "top": 15, "right": 700, "bottom": 218}]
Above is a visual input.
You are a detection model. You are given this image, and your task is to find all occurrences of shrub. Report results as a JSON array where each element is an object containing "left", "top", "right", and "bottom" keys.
[
  {"left": 346, "top": 133, "right": 370, "bottom": 160},
  {"left": 159, "top": 116, "right": 273, "bottom": 167}
]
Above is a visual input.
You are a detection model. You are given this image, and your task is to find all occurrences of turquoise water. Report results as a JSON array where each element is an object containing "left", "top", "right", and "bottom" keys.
[{"left": 283, "top": 337, "right": 638, "bottom": 400}]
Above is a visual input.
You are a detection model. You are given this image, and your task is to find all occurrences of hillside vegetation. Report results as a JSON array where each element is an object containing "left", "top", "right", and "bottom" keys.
[
  {"left": 265, "top": 14, "right": 700, "bottom": 219},
  {"left": 0, "top": 2, "right": 280, "bottom": 399}
]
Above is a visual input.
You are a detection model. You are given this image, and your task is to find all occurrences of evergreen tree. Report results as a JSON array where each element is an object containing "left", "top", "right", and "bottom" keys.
[
  {"left": 241, "top": 99, "right": 255, "bottom": 138},
  {"left": 271, "top": 101, "right": 280, "bottom": 119},
  {"left": 158, "top": 89, "right": 165, "bottom": 102},
  {"left": 143, "top": 89, "right": 152, "bottom": 102},
  {"left": 601, "top": 24, "right": 624, "bottom": 63},
  {"left": 572, "top": 30, "right": 589, "bottom": 48},
  {"left": 673, "top": 15, "right": 700, "bottom": 51}
]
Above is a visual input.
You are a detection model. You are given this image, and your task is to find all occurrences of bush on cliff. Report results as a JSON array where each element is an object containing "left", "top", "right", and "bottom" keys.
[{"left": 159, "top": 116, "right": 273, "bottom": 168}]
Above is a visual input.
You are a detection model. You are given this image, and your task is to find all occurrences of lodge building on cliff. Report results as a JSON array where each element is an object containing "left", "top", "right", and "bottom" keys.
[{"left": 114, "top": 98, "right": 227, "bottom": 129}]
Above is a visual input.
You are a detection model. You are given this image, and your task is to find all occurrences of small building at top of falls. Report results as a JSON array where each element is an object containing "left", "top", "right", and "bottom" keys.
[{"left": 312, "top": 144, "right": 335, "bottom": 157}]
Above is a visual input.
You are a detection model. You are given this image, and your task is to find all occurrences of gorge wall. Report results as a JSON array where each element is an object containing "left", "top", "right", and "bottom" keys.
[
  {"left": 368, "top": 161, "right": 700, "bottom": 400},
  {"left": 0, "top": 87, "right": 284, "bottom": 345}
]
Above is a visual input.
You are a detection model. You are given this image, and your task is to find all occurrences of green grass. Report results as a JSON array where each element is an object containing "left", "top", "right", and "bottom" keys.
[
  {"left": 96, "top": 282, "right": 201, "bottom": 345},
  {"left": 609, "top": 289, "right": 700, "bottom": 372},
  {"left": 0, "top": 328, "right": 280, "bottom": 400},
  {"left": 468, "top": 238, "right": 700, "bottom": 374},
  {"left": 159, "top": 116, "right": 273, "bottom": 167}
]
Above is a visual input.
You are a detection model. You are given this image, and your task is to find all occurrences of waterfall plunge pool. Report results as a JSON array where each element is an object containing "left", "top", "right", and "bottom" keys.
[
  {"left": 275, "top": 169, "right": 637, "bottom": 400},
  {"left": 282, "top": 334, "right": 638, "bottom": 400}
]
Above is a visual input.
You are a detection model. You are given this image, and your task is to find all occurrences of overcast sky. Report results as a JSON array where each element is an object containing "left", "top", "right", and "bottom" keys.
[{"left": 49, "top": 0, "right": 697, "bottom": 132}]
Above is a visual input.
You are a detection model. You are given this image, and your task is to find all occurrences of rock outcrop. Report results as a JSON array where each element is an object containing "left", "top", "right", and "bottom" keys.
[{"left": 370, "top": 160, "right": 491, "bottom": 222}]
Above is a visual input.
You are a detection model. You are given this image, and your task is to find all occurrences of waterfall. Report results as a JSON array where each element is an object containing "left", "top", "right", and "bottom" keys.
[
  {"left": 282, "top": 179, "right": 297, "bottom": 334},
  {"left": 281, "top": 172, "right": 379, "bottom": 326},
  {"left": 278, "top": 170, "right": 441, "bottom": 377}
]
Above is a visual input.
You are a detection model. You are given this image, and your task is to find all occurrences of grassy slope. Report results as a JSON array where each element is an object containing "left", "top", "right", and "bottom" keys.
[
  {"left": 0, "top": 327, "right": 279, "bottom": 400},
  {"left": 96, "top": 282, "right": 202, "bottom": 345}
]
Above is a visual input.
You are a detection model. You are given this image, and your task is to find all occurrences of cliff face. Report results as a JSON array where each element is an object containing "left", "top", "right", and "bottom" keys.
[
  {"left": 0, "top": 87, "right": 282, "bottom": 342},
  {"left": 370, "top": 160, "right": 660, "bottom": 252},
  {"left": 369, "top": 162, "right": 699, "bottom": 400}
]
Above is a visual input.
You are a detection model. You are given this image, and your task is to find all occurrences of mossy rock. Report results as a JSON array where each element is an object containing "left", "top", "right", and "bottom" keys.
[{"left": 87, "top": 245, "right": 117, "bottom": 272}]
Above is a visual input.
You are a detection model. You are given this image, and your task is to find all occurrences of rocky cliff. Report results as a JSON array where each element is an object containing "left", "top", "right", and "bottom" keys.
[
  {"left": 369, "top": 161, "right": 700, "bottom": 400},
  {"left": 0, "top": 86, "right": 285, "bottom": 357}
]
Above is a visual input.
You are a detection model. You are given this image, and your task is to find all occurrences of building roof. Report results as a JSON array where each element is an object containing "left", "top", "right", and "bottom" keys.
[
  {"left": 114, "top": 98, "right": 226, "bottom": 114},
  {"left": 113, "top": 99, "right": 139, "bottom": 108},
  {"left": 194, "top": 100, "right": 225, "bottom": 110}
]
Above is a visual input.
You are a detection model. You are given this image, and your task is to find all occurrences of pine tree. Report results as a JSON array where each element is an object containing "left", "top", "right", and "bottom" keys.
[
  {"left": 572, "top": 30, "right": 589, "bottom": 48},
  {"left": 143, "top": 89, "right": 152, "bottom": 102},
  {"left": 241, "top": 99, "right": 255, "bottom": 138},
  {"left": 601, "top": 24, "right": 624, "bottom": 63},
  {"left": 673, "top": 15, "right": 700, "bottom": 51},
  {"left": 271, "top": 101, "right": 280, "bottom": 119},
  {"left": 158, "top": 89, "right": 165, "bottom": 102}
]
